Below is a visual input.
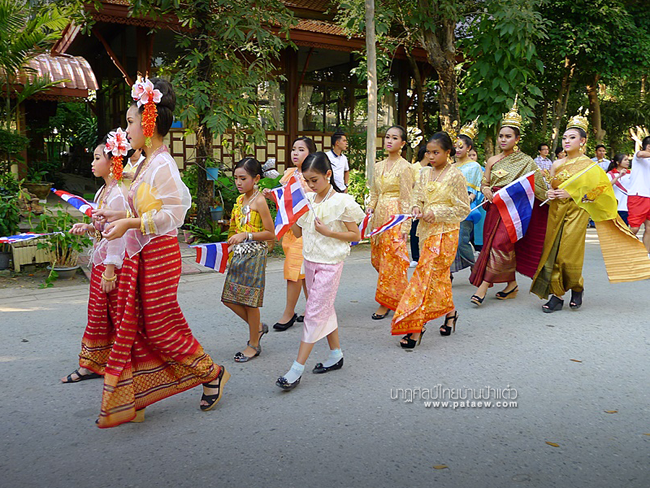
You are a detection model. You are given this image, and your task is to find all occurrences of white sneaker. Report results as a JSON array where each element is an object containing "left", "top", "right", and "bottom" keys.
[{"left": 409, "top": 261, "right": 418, "bottom": 268}]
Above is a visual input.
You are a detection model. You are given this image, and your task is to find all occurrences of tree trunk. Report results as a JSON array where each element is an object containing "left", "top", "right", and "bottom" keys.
[
  {"left": 483, "top": 132, "right": 495, "bottom": 161},
  {"left": 417, "top": 1, "right": 459, "bottom": 129},
  {"left": 551, "top": 58, "right": 574, "bottom": 152},
  {"left": 641, "top": 74, "right": 647, "bottom": 99},
  {"left": 541, "top": 99, "right": 548, "bottom": 135},
  {"left": 586, "top": 73, "right": 605, "bottom": 144},
  {"left": 365, "top": 0, "right": 377, "bottom": 188},
  {"left": 195, "top": 124, "right": 213, "bottom": 228},
  {"left": 406, "top": 50, "right": 425, "bottom": 134}
]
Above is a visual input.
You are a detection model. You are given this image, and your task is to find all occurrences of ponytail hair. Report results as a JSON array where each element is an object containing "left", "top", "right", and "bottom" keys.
[
  {"left": 301, "top": 152, "right": 344, "bottom": 193},
  {"left": 235, "top": 157, "right": 263, "bottom": 178}
]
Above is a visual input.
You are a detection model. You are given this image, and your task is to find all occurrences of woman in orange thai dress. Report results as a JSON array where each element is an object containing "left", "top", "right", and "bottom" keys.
[
  {"left": 367, "top": 126, "right": 414, "bottom": 320},
  {"left": 391, "top": 132, "right": 470, "bottom": 348},
  {"left": 98, "top": 77, "right": 227, "bottom": 427}
]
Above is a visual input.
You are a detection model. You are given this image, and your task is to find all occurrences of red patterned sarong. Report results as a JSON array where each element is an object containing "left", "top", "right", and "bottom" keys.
[
  {"left": 391, "top": 231, "right": 458, "bottom": 335},
  {"left": 97, "top": 235, "right": 220, "bottom": 428},
  {"left": 371, "top": 225, "right": 410, "bottom": 310},
  {"left": 78, "top": 264, "right": 119, "bottom": 374}
]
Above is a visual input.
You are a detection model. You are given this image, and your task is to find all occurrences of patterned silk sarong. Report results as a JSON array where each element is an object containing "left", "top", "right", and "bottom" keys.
[
  {"left": 222, "top": 241, "right": 267, "bottom": 307},
  {"left": 78, "top": 263, "right": 119, "bottom": 374},
  {"left": 371, "top": 225, "right": 410, "bottom": 310},
  {"left": 302, "top": 260, "right": 344, "bottom": 343},
  {"left": 97, "top": 235, "right": 220, "bottom": 428},
  {"left": 391, "top": 231, "right": 458, "bottom": 335},
  {"left": 470, "top": 202, "right": 515, "bottom": 286}
]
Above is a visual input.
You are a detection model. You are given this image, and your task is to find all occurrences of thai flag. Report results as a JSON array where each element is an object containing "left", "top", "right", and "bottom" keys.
[
  {"left": 192, "top": 242, "right": 229, "bottom": 273},
  {"left": 492, "top": 171, "right": 536, "bottom": 243},
  {"left": 367, "top": 214, "right": 412, "bottom": 238},
  {"left": 51, "top": 189, "right": 96, "bottom": 217},
  {"left": 270, "top": 174, "right": 310, "bottom": 239},
  {"left": 351, "top": 213, "right": 372, "bottom": 246},
  {"left": 0, "top": 233, "right": 47, "bottom": 244}
]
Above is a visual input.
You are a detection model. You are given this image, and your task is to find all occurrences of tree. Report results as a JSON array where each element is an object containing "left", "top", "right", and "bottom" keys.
[
  {"left": 0, "top": 0, "right": 68, "bottom": 131},
  {"left": 130, "top": 0, "right": 295, "bottom": 227}
]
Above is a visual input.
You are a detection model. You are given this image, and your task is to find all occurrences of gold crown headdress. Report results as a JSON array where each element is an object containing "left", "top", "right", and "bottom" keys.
[
  {"left": 566, "top": 107, "right": 589, "bottom": 133},
  {"left": 459, "top": 117, "right": 479, "bottom": 140},
  {"left": 442, "top": 120, "right": 459, "bottom": 144},
  {"left": 501, "top": 95, "right": 522, "bottom": 130}
]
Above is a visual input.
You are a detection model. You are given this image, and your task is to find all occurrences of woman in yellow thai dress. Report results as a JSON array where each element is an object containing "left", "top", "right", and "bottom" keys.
[
  {"left": 530, "top": 113, "right": 650, "bottom": 311},
  {"left": 470, "top": 99, "right": 548, "bottom": 304},
  {"left": 367, "top": 125, "right": 415, "bottom": 319},
  {"left": 392, "top": 132, "right": 470, "bottom": 348},
  {"left": 264, "top": 137, "right": 316, "bottom": 331}
]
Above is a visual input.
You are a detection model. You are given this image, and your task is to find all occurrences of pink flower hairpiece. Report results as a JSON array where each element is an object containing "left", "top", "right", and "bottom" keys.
[
  {"left": 131, "top": 77, "right": 162, "bottom": 108},
  {"left": 104, "top": 128, "right": 131, "bottom": 157}
]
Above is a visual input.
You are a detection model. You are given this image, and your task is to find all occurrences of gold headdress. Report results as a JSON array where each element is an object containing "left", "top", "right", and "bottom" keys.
[
  {"left": 566, "top": 107, "right": 589, "bottom": 133},
  {"left": 442, "top": 119, "right": 459, "bottom": 143},
  {"left": 459, "top": 117, "right": 479, "bottom": 140},
  {"left": 501, "top": 96, "right": 522, "bottom": 131}
]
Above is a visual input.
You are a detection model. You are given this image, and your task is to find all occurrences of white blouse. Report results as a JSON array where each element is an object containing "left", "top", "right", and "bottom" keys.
[
  {"left": 297, "top": 192, "right": 365, "bottom": 265},
  {"left": 92, "top": 182, "right": 128, "bottom": 268}
]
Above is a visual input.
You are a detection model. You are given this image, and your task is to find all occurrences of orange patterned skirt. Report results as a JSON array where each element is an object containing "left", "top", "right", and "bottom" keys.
[
  {"left": 97, "top": 235, "right": 221, "bottom": 428},
  {"left": 371, "top": 225, "right": 410, "bottom": 310},
  {"left": 78, "top": 263, "right": 119, "bottom": 374},
  {"left": 391, "top": 231, "right": 458, "bottom": 335}
]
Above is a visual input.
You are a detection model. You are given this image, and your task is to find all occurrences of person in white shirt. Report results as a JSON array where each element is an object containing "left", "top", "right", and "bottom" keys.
[
  {"left": 592, "top": 144, "right": 611, "bottom": 171},
  {"left": 326, "top": 131, "right": 350, "bottom": 192},
  {"left": 534, "top": 143, "right": 553, "bottom": 171},
  {"left": 627, "top": 136, "right": 650, "bottom": 252},
  {"left": 606, "top": 154, "right": 632, "bottom": 225}
]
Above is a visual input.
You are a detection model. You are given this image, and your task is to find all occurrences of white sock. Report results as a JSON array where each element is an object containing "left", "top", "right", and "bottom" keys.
[
  {"left": 283, "top": 360, "right": 304, "bottom": 383},
  {"left": 322, "top": 348, "right": 343, "bottom": 367}
]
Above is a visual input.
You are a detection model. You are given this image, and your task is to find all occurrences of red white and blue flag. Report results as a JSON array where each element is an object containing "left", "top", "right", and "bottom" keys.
[
  {"left": 0, "top": 233, "right": 53, "bottom": 244},
  {"left": 51, "top": 189, "right": 96, "bottom": 217},
  {"left": 270, "top": 174, "right": 310, "bottom": 239},
  {"left": 367, "top": 214, "right": 412, "bottom": 238},
  {"left": 351, "top": 213, "right": 372, "bottom": 246},
  {"left": 492, "top": 171, "right": 536, "bottom": 243},
  {"left": 192, "top": 242, "right": 229, "bottom": 273}
]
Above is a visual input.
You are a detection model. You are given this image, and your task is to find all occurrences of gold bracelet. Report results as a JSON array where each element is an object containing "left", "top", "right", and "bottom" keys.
[{"left": 101, "top": 273, "right": 117, "bottom": 283}]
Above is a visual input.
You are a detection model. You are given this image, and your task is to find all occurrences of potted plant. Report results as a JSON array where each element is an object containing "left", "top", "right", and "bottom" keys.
[
  {"left": 35, "top": 207, "right": 92, "bottom": 281},
  {"left": 24, "top": 164, "right": 53, "bottom": 200}
]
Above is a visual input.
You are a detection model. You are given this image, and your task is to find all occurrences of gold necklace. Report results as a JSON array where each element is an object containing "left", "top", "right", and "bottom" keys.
[{"left": 431, "top": 163, "right": 450, "bottom": 183}]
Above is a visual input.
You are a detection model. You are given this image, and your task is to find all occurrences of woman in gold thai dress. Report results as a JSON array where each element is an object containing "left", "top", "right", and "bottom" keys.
[
  {"left": 367, "top": 125, "right": 415, "bottom": 320},
  {"left": 391, "top": 132, "right": 470, "bottom": 348},
  {"left": 470, "top": 98, "right": 548, "bottom": 304},
  {"left": 530, "top": 113, "right": 650, "bottom": 311}
]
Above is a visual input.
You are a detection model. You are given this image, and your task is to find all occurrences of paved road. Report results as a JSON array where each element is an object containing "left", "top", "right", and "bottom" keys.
[{"left": 1, "top": 230, "right": 648, "bottom": 488}]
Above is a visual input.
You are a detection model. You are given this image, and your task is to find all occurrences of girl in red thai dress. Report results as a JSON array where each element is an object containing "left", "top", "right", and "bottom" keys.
[
  {"left": 61, "top": 131, "right": 129, "bottom": 383},
  {"left": 97, "top": 77, "right": 227, "bottom": 427}
]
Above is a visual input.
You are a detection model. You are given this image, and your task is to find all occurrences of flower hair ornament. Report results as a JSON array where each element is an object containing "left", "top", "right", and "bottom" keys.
[
  {"left": 131, "top": 75, "right": 162, "bottom": 148},
  {"left": 104, "top": 128, "right": 132, "bottom": 181}
]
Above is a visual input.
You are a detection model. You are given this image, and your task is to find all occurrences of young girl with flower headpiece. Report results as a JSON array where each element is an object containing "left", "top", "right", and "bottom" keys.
[
  {"left": 61, "top": 130, "right": 129, "bottom": 383},
  {"left": 276, "top": 152, "right": 365, "bottom": 391},
  {"left": 95, "top": 77, "right": 228, "bottom": 427}
]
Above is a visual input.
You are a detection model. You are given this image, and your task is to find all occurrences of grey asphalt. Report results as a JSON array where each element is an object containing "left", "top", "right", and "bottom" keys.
[{"left": 0, "top": 230, "right": 648, "bottom": 488}]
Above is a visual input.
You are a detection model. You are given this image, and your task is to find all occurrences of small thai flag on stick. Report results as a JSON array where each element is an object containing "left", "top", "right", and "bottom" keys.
[
  {"left": 269, "top": 174, "right": 311, "bottom": 239},
  {"left": 192, "top": 242, "right": 229, "bottom": 273},
  {"left": 492, "top": 171, "right": 536, "bottom": 243},
  {"left": 0, "top": 233, "right": 54, "bottom": 244},
  {"left": 351, "top": 213, "right": 372, "bottom": 246},
  {"left": 367, "top": 214, "right": 412, "bottom": 238},
  {"left": 51, "top": 189, "right": 96, "bottom": 217}
]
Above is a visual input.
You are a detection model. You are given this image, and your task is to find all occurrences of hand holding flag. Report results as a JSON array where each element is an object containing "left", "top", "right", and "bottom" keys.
[
  {"left": 51, "top": 189, "right": 96, "bottom": 217},
  {"left": 269, "top": 174, "right": 311, "bottom": 239},
  {"left": 192, "top": 242, "right": 229, "bottom": 273},
  {"left": 491, "top": 171, "right": 536, "bottom": 243}
]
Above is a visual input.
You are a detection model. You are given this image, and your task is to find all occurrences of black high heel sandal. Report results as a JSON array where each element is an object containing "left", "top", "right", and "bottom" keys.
[
  {"left": 470, "top": 294, "right": 485, "bottom": 306},
  {"left": 542, "top": 295, "right": 564, "bottom": 313},
  {"left": 273, "top": 314, "right": 297, "bottom": 331},
  {"left": 570, "top": 290, "right": 583, "bottom": 310},
  {"left": 200, "top": 367, "right": 230, "bottom": 411},
  {"left": 439, "top": 312, "right": 458, "bottom": 336},
  {"left": 400, "top": 328, "right": 426, "bottom": 349},
  {"left": 495, "top": 285, "right": 518, "bottom": 300}
]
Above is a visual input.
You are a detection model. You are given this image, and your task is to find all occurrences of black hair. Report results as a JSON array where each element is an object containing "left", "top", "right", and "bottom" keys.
[
  {"left": 538, "top": 143, "right": 549, "bottom": 151},
  {"left": 500, "top": 125, "right": 521, "bottom": 138},
  {"left": 642, "top": 136, "right": 650, "bottom": 151},
  {"left": 331, "top": 131, "right": 346, "bottom": 148},
  {"left": 293, "top": 136, "right": 317, "bottom": 154},
  {"left": 387, "top": 125, "right": 407, "bottom": 143},
  {"left": 607, "top": 153, "right": 627, "bottom": 172},
  {"left": 595, "top": 144, "right": 606, "bottom": 151},
  {"left": 428, "top": 132, "right": 456, "bottom": 157},
  {"left": 301, "top": 151, "right": 344, "bottom": 193},
  {"left": 416, "top": 146, "right": 427, "bottom": 163},
  {"left": 554, "top": 146, "right": 565, "bottom": 158},
  {"left": 235, "top": 157, "right": 263, "bottom": 178},
  {"left": 458, "top": 134, "right": 474, "bottom": 151},
  {"left": 132, "top": 77, "right": 176, "bottom": 137},
  {"left": 569, "top": 127, "right": 587, "bottom": 139}
]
